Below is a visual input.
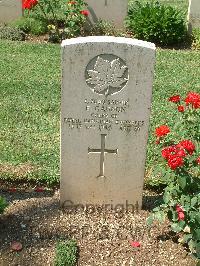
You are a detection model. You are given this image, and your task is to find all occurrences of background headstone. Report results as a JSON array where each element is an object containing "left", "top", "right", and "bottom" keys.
[
  {"left": 187, "top": 0, "right": 200, "bottom": 34},
  {"left": 61, "top": 36, "right": 156, "bottom": 209},
  {"left": 86, "top": 0, "right": 128, "bottom": 28},
  {"left": 0, "top": 0, "right": 22, "bottom": 24}
]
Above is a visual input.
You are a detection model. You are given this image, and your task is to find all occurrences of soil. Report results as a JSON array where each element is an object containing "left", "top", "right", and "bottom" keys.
[{"left": 0, "top": 187, "right": 198, "bottom": 266}]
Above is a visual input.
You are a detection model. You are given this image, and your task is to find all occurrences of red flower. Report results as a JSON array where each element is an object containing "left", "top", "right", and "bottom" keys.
[
  {"left": 196, "top": 156, "right": 200, "bottom": 165},
  {"left": 178, "top": 211, "right": 185, "bottom": 221},
  {"left": 80, "top": 10, "right": 89, "bottom": 16},
  {"left": 162, "top": 146, "right": 176, "bottom": 159},
  {"left": 11, "top": 241, "right": 23, "bottom": 252},
  {"left": 167, "top": 155, "right": 184, "bottom": 170},
  {"left": 177, "top": 105, "right": 184, "bottom": 112},
  {"left": 23, "top": 0, "right": 38, "bottom": 10},
  {"left": 169, "top": 95, "right": 181, "bottom": 103},
  {"left": 161, "top": 145, "right": 186, "bottom": 160},
  {"left": 184, "top": 92, "right": 200, "bottom": 109},
  {"left": 176, "top": 205, "right": 185, "bottom": 221},
  {"left": 155, "top": 125, "right": 170, "bottom": 138},
  {"left": 177, "top": 140, "right": 195, "bottom": 155},
  {"left": 176, "top": 204, "right": 184, "bottom": 213},
  {"left": 130, "top": 241, "right": 141, "bottom": 248}
]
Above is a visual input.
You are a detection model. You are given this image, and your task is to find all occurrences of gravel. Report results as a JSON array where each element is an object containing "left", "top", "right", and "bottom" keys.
[{"left": 0, "top": 188, "right": 198, "bottom": 266}]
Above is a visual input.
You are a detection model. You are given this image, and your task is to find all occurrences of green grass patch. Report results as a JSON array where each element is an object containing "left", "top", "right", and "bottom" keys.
[
  {"left": 54, "top": 239, "right": 78, "bottom": 266},
  {"left": 0, "top": 40, "right": 200, "bottom": 185},
  {"left": 0, "top": 41, "right": 60, "bottom": 185}
]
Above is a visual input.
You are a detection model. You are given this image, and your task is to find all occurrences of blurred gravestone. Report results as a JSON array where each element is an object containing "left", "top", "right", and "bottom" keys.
[
  {"left": 86, "top": 0, "right": 128, "bottom": 28},
  {"left": 187, "top": 0, "right": 200, "bottom": 33},
  {"left": 0, "top": 0, "right": 22, "bottom": 24}
]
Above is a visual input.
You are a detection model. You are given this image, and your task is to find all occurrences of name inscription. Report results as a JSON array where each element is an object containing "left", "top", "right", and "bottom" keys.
[{"left": 64, "top": 98, "right": 145, "bottom": 132}]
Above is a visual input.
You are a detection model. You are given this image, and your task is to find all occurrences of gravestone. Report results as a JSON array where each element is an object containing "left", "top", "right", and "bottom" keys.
[
  {"left": 187, "top": 0, "right": 200, "bottom": 33},
  {"left": 86, "top": 0, "right": 128, "bottom": 28},
  {"left": 61, "top": 36, "right": 156, "bottom": 210},
  {"left": 0, "top": 0, "right": 22, "bottom": 24}
]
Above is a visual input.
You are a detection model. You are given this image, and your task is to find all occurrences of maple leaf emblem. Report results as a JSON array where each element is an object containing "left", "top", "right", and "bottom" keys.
[{"left": 86, "top": 56, "right": 128, "bottom": 96}]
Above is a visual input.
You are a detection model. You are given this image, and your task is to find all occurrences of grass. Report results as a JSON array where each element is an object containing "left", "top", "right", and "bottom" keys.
[
  {"left": 0, "top": 41, "right": 60, "bottom": 185},
  {"left": 54, "top": 239, "right": 78, "bottom": 266},
  {"left": 0, "top": 40, "right": 200, "bottom": 185}
]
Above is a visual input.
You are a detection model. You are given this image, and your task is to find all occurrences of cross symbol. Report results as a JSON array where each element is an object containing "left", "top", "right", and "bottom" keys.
[
  {"left": 88, "top": 134, "right": 118, "bottom": 178},
  {"left": 105, "top": 0, "right": 108, "bottom": 6}
]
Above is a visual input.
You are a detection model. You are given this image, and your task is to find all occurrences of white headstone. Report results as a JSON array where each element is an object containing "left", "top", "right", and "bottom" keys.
[
  {"left": 86, "top": 0, "right": 128, "bottom": 28},
  {"left": 0, "top": 0, "right": 22, "bottom": 24},
  {"left": 187, "top": 0, "right": 200, "bottom": 33},
  {"left": 61, "top": 36, "right": 156, "bottom": 210}
]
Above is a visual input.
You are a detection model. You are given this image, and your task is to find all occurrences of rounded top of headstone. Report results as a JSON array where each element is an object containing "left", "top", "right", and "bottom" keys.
[{"left": 61, "top": 36, "right": 156, "bottom": 50}]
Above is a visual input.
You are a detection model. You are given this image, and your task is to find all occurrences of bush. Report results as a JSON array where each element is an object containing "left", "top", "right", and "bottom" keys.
[
  {"left": 54, "top": 239, "right": 78, "bottom": 266},
  {"left": 126, "top": 1, "right": 186, "bottom": 45},
  {"left": 87, "top": 19, "right": 125, "bottom": 37},
  {"left": 147, "top": 91, "right": 200, "bottom": 258},
  {"left": 192, "top": 28, "right": 200, "bottom": 50},
  {"left": 0, "top": 26, "right": 25, "bottom": 41},
  {"left": 10, "top": 17, "right": 48, "bottom": 36},
  {"left": 0, "top": 196, "right": 8, "bottom": 214}
]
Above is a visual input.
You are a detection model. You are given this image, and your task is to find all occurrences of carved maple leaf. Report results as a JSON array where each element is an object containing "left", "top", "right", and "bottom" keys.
[{"left": 86, "top": 56, "right": 128, "bottom": 95}]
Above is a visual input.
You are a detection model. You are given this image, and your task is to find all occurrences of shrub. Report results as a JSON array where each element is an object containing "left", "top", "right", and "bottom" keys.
[
  {"left": 0, "top": 196, "right": 8, "bottom": 214},
  {"left": 22, "top": 0, "right": 89, "bottom": 42},
  {"left": 192, "top": 28, "right": 200, "bottom": 50},
  {"left": 10, "top": 17, "right": 48, "bottom": 36},
  {"left": 87, "top": 19, "right": 125, "bottom": 37},
  {"left": 126, "top": 1, "right": 186, "bottom": 45},
  {"left": 0, "top": 26, "right": 25, "bottom": 41},
  {"left": 147, "top": 92, "right": 200, "bottom": 258},
  {"left": 54, "top": 239, "right": 78, "bottom": 266}
]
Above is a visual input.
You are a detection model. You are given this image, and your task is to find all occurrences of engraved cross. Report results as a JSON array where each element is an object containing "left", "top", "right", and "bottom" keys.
[
  {"left": 105, "top": 0, "right": 108, "bottom": 6},
  {"left": 88, "top": 134, "right": 118, "bottom": 178}
]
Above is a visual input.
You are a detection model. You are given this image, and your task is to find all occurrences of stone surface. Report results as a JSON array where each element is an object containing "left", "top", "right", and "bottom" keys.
[
  {"left": 86, "top": 0, "right": 128, "bottom": 28},
  {"left": 187, "top": 0, "right": 200, "bottom": 33},
  {"left": 60, "top": 36, "right": 156, "bottom": 209},
  {"left": 0, "top": 0, "right": 22, "bottom": 24}
]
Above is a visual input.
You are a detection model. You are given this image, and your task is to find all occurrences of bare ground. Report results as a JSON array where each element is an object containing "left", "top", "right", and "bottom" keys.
[{"left": 0, "top": 188, "right": 198, "bottom": 266}]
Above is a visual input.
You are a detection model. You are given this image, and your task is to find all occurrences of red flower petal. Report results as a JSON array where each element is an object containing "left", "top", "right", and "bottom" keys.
[
  {"left": 177, "top": 105, "right": 185, "bottom": 112},
  {"left": 130, "top": 241, "right": 141, "bottom": 248},
  {"left": 9, "top": 188, "right": 17, "bottom": 192},
  {"left": 34, "top": 187, "right": 44, "bottom": 192},
  {"left": 155, "top": 125, "right": 170, "bottom": 138},
  {"left": 169, "top": 95, "right": 181, "bottom": 103},
  {"left": 11, "top": 241, "right": 23, "bottom": 252},
  {"left": 196, "top": 156, "right": 200, "bottom": 165}
]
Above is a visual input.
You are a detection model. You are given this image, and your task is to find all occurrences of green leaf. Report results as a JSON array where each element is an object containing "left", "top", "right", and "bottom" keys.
[
  {"left": 183, "top": 234, "right": 192, "bottom": 243},
  {"left": 146, "top": 215, "right": 154, "bottom": 226},
  {"left": 178, "top": 175, "right": 186, "bottom": 190},
  {"left": 191, "top": 196, "right": 198, "bottom": 207},
  {"left": 171, "top": 223, "right": 183, "bottom": 233}
]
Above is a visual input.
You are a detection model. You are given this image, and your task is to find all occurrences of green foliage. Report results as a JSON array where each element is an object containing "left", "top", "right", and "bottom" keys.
[
  {"left": 54, "top": 239, "right": 78, "bottom": 266},
  {"left": 24, "top": 0, "right": 88, "bottom": 41},
  {"left": 0, "top": 196, "right": 8, "bottom": 214},
  {"left": 126, "top": 1, "right": 186, "bottom": 45},
  {"left": 61, "top": 0, "right": 88, "bottom": 39},
  {"left": 0, "top": 26, "right": 25, "bottom": 41},
  {"left": 192, "top": 28, "right": 200, "bottom": 50},
  {"left": 147, "top": 92, "right": 200, "bottom": 258},
  {"left": 87, "top": 20, "right": 124, "bottom": 37},
  {"left": 10, "top": 17, "right": 48, "bottom": 36}
]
